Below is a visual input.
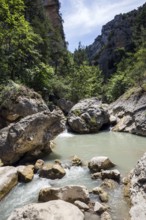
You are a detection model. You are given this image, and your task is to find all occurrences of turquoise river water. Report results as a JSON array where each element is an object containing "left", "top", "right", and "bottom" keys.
[{"left": 0, "top": 130, "right": 146, "bottom": 220}]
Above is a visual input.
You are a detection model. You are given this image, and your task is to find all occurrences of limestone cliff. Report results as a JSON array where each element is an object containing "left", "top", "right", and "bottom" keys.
[
  {"left": 43, "top": 0, "right": 65, "bottom": 46},
  {"left": 87, "top": 3, "right": 146, "bottom": 78}
]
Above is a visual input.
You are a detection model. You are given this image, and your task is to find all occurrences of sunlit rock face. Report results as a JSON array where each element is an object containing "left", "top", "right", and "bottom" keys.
[
  {"left": 130, "top": 152, "right": 146, "bottom": 220},
  {"left": 87, "top": 4, "right": 146, "bottom": 78},
  {"left": 0, "top": 82, "right": 66, "bottom": 165},
  {"left": 108, "top": 88, "right": 146, "bottom": 136}
]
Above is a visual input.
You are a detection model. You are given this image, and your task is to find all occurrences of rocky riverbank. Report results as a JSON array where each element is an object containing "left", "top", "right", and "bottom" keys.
[
  {"left": 1, "top": 155, "right": 125, "bottom": 220},
  {"left": 67, "top": 88, "right": 146, "bottom": 137},
  {"left": 0, "top": 82, "right": 66, "bottom": 165},
  {"left": 0, "top": 82, "right": 146, "bottom": 219}
]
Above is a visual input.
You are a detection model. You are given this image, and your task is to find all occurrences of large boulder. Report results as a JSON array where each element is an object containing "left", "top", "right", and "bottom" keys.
[
  {"left": 88, "top": 156, "right": 115, "bottom": 173},
  {"left": 39, "top": 185, "right": 90, "bottom": 203},
  {"left": 0, "top": 109, "right": 65, "bottom": 165},
  {"left": 0, "top": 81, "right": 48, "bottom": 127},
  {"left": 109, "top": 88, "right": 146, "bottom": 136},
  {"left": 39, "top": 163, "right": 66, "bottom": 179},
  {"left": 67, "top": 98, "right": 109, "bottom": 133},
  {"left": 7, "top": 200, "right": 84, "bottom": 220},
  {"left": 0, "top": 166, "right": 18, "bottom": 200},
  {"left": 130, "top": 152, "right": 146, "bottom": 220}
]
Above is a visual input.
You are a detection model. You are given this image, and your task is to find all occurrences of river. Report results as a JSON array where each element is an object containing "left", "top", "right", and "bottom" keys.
[{"left": 0, "top": 131, "right": 146, "bottom": 220}]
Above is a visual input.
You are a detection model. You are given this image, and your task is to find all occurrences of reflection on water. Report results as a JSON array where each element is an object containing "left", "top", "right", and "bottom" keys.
[{"left": 0, "top": 131, "right": 146, "bottom": 220}]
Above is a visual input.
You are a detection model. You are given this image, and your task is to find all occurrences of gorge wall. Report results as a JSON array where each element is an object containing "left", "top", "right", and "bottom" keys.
[
  {"left": 43, "top": 0, "right": 65, "bottom": 46},
  {"left": 87, "top": 3, "right": 146, "bottom": 78}
]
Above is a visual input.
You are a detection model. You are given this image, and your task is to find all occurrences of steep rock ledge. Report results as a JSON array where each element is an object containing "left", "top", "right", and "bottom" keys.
[
  {"left": 108, "top": 88, "right": 146, "bottom": 136},
  {"left": 87, "top": 3, "right": 146, "bottom": 77},
  {"left": 130, "top": 152, "right": 146, "bottom": 220}
]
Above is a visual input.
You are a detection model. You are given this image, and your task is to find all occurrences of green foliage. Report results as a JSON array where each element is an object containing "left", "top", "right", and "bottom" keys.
[
  {"left": 74, "top": 42, "right": 88, "bottom": 66},
  {"left": 1, "top": 1, "right": 146, "bottom": 105},
  {"left": 66, "top": 62, "right": 104, "bottom": 102},
  {"left": 130, "top": 47, "right": 146, "bottom": 89},
  {"left": 105, "top": 54, "right": 134, "bottom": 102},
  {"left": 0, "top": 0, "right": 42, "bottom": 83}
]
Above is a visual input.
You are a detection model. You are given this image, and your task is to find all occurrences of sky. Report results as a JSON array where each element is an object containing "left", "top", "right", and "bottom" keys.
[{"left": 60, "top": 0, "right": 146, "bottom": 52}]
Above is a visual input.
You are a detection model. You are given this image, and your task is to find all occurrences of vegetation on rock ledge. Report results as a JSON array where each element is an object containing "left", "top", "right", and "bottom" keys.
[{"left": 0, "top": 0, "right": 146, "bottom": 104}]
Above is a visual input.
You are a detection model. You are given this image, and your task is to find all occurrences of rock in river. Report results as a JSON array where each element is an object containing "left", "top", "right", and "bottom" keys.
[
  {"left": 68, "top": 98, "right": 109, "bottom": 133},
  {"left": 109, "top": 87, "right": 146, "bottom": 136},
  {"left": 88, "top": 156, "right": 115, "bottom": 173},
  {"left": 0, "top": 109, "right": 66, "bottom": 165},
  {"left": 39, "top": 163, "right": 66, "bottom": 179},
  {"left": 7, "top": 200, "right": 84, "bottom": 220},
  {"left": 17, "top": 165, "right": 34, "bottom": 183},
  {"left": 39, "top": 185, "right": 89, "bottom": 203},
  {"left": 0, "top": 166, "right": 18, "bottom": 201}
]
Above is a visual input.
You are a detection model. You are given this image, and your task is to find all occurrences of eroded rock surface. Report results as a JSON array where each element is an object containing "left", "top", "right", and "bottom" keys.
[
  {"left": 109, "top": 88, "right": 146, "bottom": 136},
  {"left": 39, "top": 163, "right": 66, "bottom": 179},
  {"left": 7, "top": 200, "right": 84, "bottom": 220},
  {"left": 88, "top": 156, "right": 115, "bottom": 173},
  {"left": 39, "top": 185, "right": 89, "bottom": 203},
  {"left": 0, "top": 166, "right": 18, "bottom": 200},
  {"left": 0, "top": 81, "right": 48, "bottom": 127},
  {"left": 68, "top": 98, "right": 109, "bottom": 134},
  {"left": 0, "top": 110, "right": 65, "bottom": 165},
  {"left": 130, "top": 152, "right": 146, "bottom": 220}
]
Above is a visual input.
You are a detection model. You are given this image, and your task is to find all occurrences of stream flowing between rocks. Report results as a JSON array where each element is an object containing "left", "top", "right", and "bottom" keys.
[{"left": 0, "top": 131, "right": 146, "bottom": 220}]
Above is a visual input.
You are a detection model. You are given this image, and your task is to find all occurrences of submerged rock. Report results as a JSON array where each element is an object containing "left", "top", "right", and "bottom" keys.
[
  {"left": 92, "top": 187, "right": 109, "bottom": 203},
  {"left": 88, "top": 156, "right": 115, "bottom": 173},
  {"left": 0, "top": 166, "right": 18, "bottom": 200},
  {"left": 7, "top": 200, "right": 84, "bottom": 220},
  {"left": 39, "top": 185, "right": 89, "bottom": 203},
  {"left": 0, "top": 109, "right": 65, "bottom": 165},
  {"left": 68, "top": 98, "right": 109, "bottom": 134},
  {"left": 101, "top": 211, "right": 112, "bottom": 220},
  {"left": 84, "top": 212, "right": 100, "bottom": 220},
  {"left": 39, "top": 163, "right": 66, "bottom": 179},
  {"left": 122, "top": 176, "right": 131, "bottom": 199},
  {"left": 100, "top": 179, "right": 118, "bottom": 190}
]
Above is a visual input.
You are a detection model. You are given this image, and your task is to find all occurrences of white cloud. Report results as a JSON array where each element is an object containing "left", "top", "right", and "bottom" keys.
[{"left": 60, "top": 0, "right": 146, "bottom": 50}]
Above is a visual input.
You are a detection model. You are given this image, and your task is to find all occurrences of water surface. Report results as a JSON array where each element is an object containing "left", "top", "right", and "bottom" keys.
[
  {"left": 50, "top": 130, "right": 146, "bottom": 175},
  {"left": 0, "top": 131, "right": 146, "bottom": 220}
]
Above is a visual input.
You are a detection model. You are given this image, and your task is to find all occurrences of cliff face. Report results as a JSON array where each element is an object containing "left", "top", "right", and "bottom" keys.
[
  {"left": 43, "top": 0, "right": 65, "bottom": 46},
  {"left": 87, "top": 4, "right": 146, "bottom": 78}
]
